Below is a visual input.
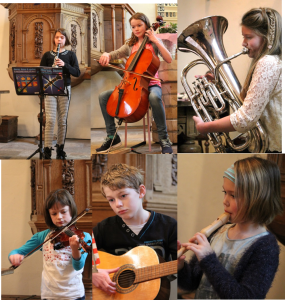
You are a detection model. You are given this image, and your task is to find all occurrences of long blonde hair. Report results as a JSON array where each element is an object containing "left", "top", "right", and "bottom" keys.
[{"left": 240, "top": 8, "right": 281, "bottom": 100}]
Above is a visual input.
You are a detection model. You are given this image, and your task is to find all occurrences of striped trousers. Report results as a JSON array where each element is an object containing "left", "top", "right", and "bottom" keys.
[{"left": 44, "top": 85, "right": 71, "bottom": 148}]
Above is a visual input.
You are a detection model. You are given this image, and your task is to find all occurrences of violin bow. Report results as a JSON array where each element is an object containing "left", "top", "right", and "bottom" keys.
[
  {"left": 1, "top": 208, "right": 90, "bottom": 276},
  {"left": 94, "top": 59, "right": 162, "bottom": 82}
]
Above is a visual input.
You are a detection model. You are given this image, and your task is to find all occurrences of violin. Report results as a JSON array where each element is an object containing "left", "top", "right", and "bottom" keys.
[
  {"left": 106, "top": 16, "right": 165, "bottom": 124},
  {"left": 2, "top": 208, "right": 91, "bottom": 276},
  {"left": 51, "top": 224, "right": 91, "bottom": 253}
]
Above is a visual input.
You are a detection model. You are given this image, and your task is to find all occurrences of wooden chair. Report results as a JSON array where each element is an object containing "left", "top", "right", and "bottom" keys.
[{"left": 124, "top": 102, "right": 166, "bottom": 152}]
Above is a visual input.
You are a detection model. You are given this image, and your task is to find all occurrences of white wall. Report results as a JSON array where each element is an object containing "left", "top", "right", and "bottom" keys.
[
  {"left": 178, "top": 153, "right": 285, "bottom": 299},
  {"left": 177, "top": 0, "right": 282, "bottom": 93},
  {"left": 0, "top": 5, "right": 90, "bottom": 139},
  {"left": 1, "top": 160, "right": 42, "bottom": 295}
]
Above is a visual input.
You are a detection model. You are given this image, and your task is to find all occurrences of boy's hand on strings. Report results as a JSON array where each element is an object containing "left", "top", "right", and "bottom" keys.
[
  {"left": 99, "top": 52, "right": 111, "bottom": 66},
  {"left": 177, "top": 240, "right": 186, "bottom": 271},
  {"left": 92, "top": 268, "right": 119, "bottom": 295},
  {"left": 9, "top": 254, "right": 24, "bottom": 266},
  {"left": 182, "top": 232, "right": 213, "bottom": 262}
]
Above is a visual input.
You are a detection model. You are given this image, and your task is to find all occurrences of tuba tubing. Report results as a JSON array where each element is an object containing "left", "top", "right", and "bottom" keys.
[
  {"left": 177, "top": 212, "right": 230, "bottom": 259},
  {"left": 178, "top": 16, "right": 268, "bottom": 153}
]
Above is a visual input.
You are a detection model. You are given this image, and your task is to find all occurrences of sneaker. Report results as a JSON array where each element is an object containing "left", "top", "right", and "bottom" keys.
[
  {"left": 96, "top": 135, "right": 122, "bottom": 153},
  {"left": 159, "top": 137, "right": 173, "bottom": 154}
]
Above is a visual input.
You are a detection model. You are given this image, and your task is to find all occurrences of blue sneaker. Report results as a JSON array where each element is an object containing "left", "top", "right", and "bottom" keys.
[{"left": 159, "top": 138, "right": 173, "bottom": 154}]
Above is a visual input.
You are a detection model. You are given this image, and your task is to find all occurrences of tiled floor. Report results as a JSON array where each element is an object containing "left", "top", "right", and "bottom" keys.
[{"left": 0, "top": 138, "right": 90, "bottom": 159}]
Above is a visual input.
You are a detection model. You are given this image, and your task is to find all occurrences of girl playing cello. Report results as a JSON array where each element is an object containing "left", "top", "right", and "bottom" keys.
[{"left": 96, "top": 12, "right": 173, "bottom": 154}]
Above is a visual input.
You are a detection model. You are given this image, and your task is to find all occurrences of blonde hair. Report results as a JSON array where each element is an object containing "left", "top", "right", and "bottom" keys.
[
  {"left": 43, "top": 189, "right": 77, "bottom": 229},
  {"left": 234, "top": 157, "right": 283, "bottom": 225},
  {"left": 240, "top": 8, "right": 282, "bottom": 100},
  {"left": 100, "top": 163, "right": 144, "bottom": 197},
  {"left": 126, "top": 13, "right": 151, "bottom": 47}
]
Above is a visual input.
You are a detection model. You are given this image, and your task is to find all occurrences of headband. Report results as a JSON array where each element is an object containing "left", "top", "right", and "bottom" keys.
[{"left": 223, "top": 164, "right": 235, "bottom": 183}]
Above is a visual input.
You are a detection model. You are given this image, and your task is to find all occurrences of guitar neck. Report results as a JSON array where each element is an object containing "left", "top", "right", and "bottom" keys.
[{"left": 134, "top": 260, "right": 176, "bottom": 284}]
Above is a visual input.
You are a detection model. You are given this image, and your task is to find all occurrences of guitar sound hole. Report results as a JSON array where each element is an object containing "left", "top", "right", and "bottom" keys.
[{"left": 118, "top": 270, "right": 136, "bottom": 288}]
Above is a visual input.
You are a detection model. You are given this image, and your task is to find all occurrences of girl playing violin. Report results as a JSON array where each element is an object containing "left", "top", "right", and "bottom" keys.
[
  {"left": 177, "top": 156, "right": 283, "bottom": 299},
  {"left": 40, "top": 28, "right": 80, "bottom": 159},
  {"left": 9, "top": 189, "right": 91, "bottom": 300},
  {"left": 193, "top": 8, "right": 282, "bottom": 152},
  {"left": 96, "top": 12, "right": 173, "bottom": 154}
]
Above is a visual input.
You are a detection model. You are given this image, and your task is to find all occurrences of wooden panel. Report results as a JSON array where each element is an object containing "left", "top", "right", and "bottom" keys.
[{"left": 267, "top": 154, "right": 285, "bottom": 245}]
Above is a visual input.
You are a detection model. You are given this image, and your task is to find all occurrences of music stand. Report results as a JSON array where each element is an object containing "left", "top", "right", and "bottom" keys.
[{"left": 12, "top": 67, "right": 67, "bottom": 159}]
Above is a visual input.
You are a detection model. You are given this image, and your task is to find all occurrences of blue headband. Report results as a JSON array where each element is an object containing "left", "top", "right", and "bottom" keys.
[{"left": 223, "top": 164, "right": 235, "bottom": 183}]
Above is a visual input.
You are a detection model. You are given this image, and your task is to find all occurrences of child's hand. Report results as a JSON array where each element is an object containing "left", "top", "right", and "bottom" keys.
[
  {"left": 182, "top": 232, "right": 213, "bottom": 261},
  {"left": 193, "top": 116, "right": 207, "bottom": 134},
  {"left": 55, "top": 58, "right": 65, "bottom": 67},
  {"left": 99, "top": 52, "right": 111, "bottom": 66},
  {"left": 9, "top": 254, "right": 24, "bottom": 266},
  {"left": 145, "top": 28, "right": 158, "bottom": 43},
  {"left": 195, "top": 72, "right": 215, "bottom": 82},
  {"left": 69, "top": 235, "right": 82, "bottom": 260},
  {"left": 177, "top": 240, "right": 186, "bottom": 271},
  {"left": 92, "top": 268, "right": 119, "bottom": 295}
]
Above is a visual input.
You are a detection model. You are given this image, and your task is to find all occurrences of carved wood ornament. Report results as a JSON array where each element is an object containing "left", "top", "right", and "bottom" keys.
[
  {"left": 172, "top": 154, "right": 177, "bottom": 186},
  {"left": 92, "top": 12, "right": 98, "bottom": 48},
  {"left": 10, "top": 21, "right": 15, "bottom": 61},
  {"left": 92, "top": 154, "right": 108, "bottom": 182},
  {"left": 35, "top": 21, "right": 43, "bottom": 58},
  {"left": 62, "top": 160, "right": 75, "bottom": 195},
  {"left": 71, "top": 24, "right": 77, "bottom": 54}
]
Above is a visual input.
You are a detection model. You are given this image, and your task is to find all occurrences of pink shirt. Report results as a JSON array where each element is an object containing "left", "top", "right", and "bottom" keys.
[{"left": 131, "top": 43, "right": 161, "bottom": 88}]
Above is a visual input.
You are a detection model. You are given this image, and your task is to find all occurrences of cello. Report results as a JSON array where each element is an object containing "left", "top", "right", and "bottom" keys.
[{"left": 106, "top": 16, "right": 165, "bottom": 124}]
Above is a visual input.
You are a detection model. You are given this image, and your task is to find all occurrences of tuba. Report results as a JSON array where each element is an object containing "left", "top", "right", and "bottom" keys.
[{"left": 178, "top": 16, "right": 268, "bottom": 153}]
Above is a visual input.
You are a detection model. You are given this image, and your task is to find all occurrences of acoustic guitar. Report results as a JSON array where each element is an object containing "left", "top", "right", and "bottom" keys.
[{"left": 93, "top": 246, "right": 177, "bottom": 300}]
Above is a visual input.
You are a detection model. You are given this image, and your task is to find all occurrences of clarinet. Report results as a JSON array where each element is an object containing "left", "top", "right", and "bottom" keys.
[{"left": 52, "top": 44, "right": 61, "bottom": 68}]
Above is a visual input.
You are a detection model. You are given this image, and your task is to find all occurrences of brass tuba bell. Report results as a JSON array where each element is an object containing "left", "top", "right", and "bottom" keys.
[{"left": 178, "top": 16, "right": 268, "bottom": 153}]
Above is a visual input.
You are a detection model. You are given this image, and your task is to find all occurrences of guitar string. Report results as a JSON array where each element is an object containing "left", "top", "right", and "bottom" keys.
[{"left": 115, "top": 262, "right": 177, "bottom": 284}]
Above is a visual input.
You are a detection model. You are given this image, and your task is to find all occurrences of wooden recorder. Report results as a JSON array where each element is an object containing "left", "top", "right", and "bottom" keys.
[{"left": 177, "top": 212, "right": 230, "bottom": 258}]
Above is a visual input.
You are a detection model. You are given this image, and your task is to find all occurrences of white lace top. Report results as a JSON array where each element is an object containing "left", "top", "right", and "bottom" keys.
[{"left": 230, "top": 55, "right": 282, "bottom": 152}]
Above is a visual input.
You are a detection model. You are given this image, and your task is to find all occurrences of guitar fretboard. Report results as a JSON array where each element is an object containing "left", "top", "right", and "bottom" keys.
[{"left": 134, "top": 260, "right": 177, "bottom": 283}]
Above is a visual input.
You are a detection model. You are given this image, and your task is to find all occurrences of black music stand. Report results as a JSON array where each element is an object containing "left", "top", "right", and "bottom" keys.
[{"left": 12, "top": 67, "right": 67, "bottom": 159}]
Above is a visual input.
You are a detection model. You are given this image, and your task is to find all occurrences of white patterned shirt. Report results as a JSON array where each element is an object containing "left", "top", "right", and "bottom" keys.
[{"left": 230, "top": 55, "right": 282, "bottom": 152}]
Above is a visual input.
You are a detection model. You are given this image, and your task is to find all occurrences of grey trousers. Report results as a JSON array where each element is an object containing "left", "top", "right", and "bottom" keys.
[{"left": 44, "top": 85, "right": 71, "bottom": 147}]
